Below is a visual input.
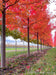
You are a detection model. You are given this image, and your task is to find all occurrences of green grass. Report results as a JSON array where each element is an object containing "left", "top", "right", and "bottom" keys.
[
  {"left": 0, "top": 48, "right": 46, "bottom": 61},
  {"left": 6, "top": 49, "right": 37, "bottom": 58},
  {"left": 6, "top": 47, "right": 27, "bottom": 50},
  {"left": 6, "top": 47, "right": 37, "bottom": 50},
  {"left": 0, "top": 49, "right": 37, "bottom": 60},
  {"left": 24, "top": 48, "right": 56, "bottom": 75}
]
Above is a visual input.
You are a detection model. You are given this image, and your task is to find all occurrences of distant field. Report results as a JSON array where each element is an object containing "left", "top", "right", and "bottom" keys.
[
  {"left": 6, "top": 47, "right": 37, "bottom": 50},
  {"left": 0, "top": 47, "right": 37, "bottom": 51}
]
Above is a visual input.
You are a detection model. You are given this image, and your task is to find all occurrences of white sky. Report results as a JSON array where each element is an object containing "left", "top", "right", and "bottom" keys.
[{"left": 6, "top": 36, "right": 37, "bottom": 46}]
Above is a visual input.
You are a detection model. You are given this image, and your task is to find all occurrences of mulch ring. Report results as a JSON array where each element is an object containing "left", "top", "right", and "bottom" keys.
[{"left": 0, "top": 48, "right": 51, "bottom": 75}]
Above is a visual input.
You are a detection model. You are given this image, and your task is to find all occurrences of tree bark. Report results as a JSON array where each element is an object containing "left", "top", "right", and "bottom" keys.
[
  {"left": 40, "top": 39, "right": 42, "bottom": 51},
  {"left": 23, "top": 40, "right": 24, "bottom": 51},
  {"left": 1, "top": 10, "right": 6, "bottom": 68},
  {"left": 41, "top": 44, "right": 42, "bottom": 51},
  {"left": 42, "top": 40, "right": 43, "bottom": 50},
  {"left": 37, "top": 32, "right": 39, "bottom": 52},
  {"left": 27, "top": 17, "right": 30, "bottom": 57},
  {"left": 15, "top": 39, "right": 17, "bottom": 52}
]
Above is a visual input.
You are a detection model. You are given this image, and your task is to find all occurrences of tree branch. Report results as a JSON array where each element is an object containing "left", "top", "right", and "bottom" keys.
[
  {"left": 0, "top": 9, "right": 2, "bottom": 12},
  {"left": 4, "top": 0, "right": 9, "bottom": 3},
  {"left": 5, "top": 0, "right": 19, "bottom": 9}
]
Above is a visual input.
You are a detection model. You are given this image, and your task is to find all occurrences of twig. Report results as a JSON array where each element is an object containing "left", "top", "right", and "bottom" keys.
[{"left": 5, "top": 0, "right": 19, "bottom": 9}]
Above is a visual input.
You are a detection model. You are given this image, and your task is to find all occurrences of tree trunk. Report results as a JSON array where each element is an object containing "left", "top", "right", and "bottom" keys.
[
  {"left": 40, "top": 39, "right": 42, "bottom": 51},
  {"left": 27, "top": 17, "right": 30, "bottom": 57},
  {"left": 41, "top": 44, "right": 42, "bottom": 51},
  {"left": 43, "top": 40, "right": 44, "bottom": 49},
  {"left": 1, "top": 10, "right": 6, "bottom": 68},
  {"left": 37, "top": 32, "right": 39, "bottom": 52},
  {"left": 15, "top": 39, "right": 17, "bottom": 52},
  {"left": 23, "top": 40, "right": 24, "bottom": 51},
  {"left": 42, "top": 40, "right": 43, "bottom": 50}
]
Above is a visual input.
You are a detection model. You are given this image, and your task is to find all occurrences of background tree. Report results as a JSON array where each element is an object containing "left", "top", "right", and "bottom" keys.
[
  {"left": 0, "top": 0, "right": 51, "bottom": 68},
  {"left": 0, "top": 0, "right": 19, "bottom": 68},
  {"left": 10, "top": 29, "right": 21, "bottom": 51}
]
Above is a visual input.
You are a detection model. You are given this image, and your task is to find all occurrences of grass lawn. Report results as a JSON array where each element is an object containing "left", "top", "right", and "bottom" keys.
[
  {"left": 0, "top": 48, "right": 53, "bottom": 75},
  {"left": 6, "top": 47, "right": 37, "bottom": 50},
  {"left": 0, "top": 48, "right": 48, "bottom": 74},
  {"left": 24, "top": 48, "right": 56, "bottom": 75},
  {"left": 6, "top": 49, "right": 37, "bottom": 58},
  {"left": 0, "top": 48, "right": 37, "bottom": 60},
  {"left": 6, "top": 47, "right": 27, "bottom": 50},
  {"left": 0, "top": 48, "right": 46, "bottom": 61}
]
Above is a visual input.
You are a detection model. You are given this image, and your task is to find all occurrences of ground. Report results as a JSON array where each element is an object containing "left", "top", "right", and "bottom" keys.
[
  {"left": 0, "top": 48, "right": 37, "bottom": 60},
  {"left": 0, "top": 48, "right": 56, "bottom": 75},
  {"left": 24, "top": 48, "right": 56, "bottom": 75}
]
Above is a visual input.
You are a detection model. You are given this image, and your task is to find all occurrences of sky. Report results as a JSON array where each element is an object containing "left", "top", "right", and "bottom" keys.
[{"left": 5, "top": 36, "right": 37, "bottom": 46}]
